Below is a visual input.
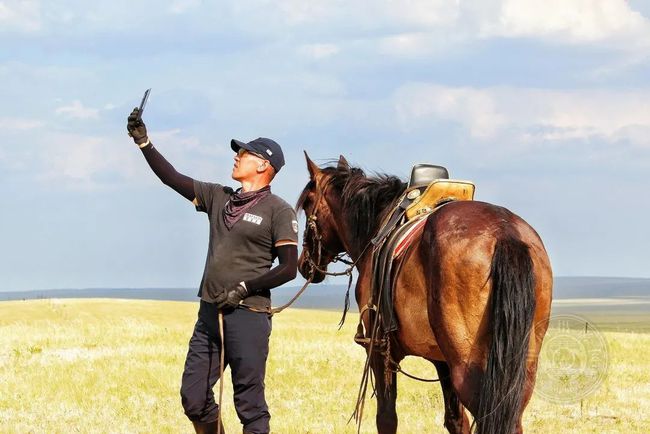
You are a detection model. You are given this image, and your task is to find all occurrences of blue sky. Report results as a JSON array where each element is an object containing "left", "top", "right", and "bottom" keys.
[{"left": 1, "top": 0, "right": 649, "bottom": 291}]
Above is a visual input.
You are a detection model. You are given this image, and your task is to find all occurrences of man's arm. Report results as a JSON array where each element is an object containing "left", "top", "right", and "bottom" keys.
[
  {"left": 127, "top": 108, "right": 196, "bottom": 201},
  {"left": 215, "top": 243, "right": 298, "bottom": 309},
  {"left": 140, "top": 145, "right": 196, "bottom": 201},
  {"left": 244, "top": 243, "right": 298, "bottom": 292}
]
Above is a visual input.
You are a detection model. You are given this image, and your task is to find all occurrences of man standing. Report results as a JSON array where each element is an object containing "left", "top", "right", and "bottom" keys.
[{"left": 127, "top": 108, "right": 299, "bottom": 434}]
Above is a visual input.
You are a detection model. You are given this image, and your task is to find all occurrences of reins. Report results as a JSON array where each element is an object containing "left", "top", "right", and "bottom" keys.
[
  {"left": 301, "top": 182, "right": 440, "bottom": 434},
  {"left": 301, "top": 212, "right": 374, "bottom": 328},
  {"left": 216, "top": 178, "right": 438, "bottom": 432},
  {"left": 217, "top": 310, "right": 225, "bottom": 434}
]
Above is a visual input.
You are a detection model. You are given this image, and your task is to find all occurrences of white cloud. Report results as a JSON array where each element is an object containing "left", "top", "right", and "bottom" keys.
[
  {"left": 379, "top": 32, "right": 431, "bottom": 57},
  {"left": 478, "top": 0, "right": 650, "bottom": 48},
  {"left": 273, "top": 0, "right": 333, "bottom": 25},
  {"left": 132, "top": 128, "right": 232, "bottom": 182},
  {"left": 263, "top": 0, "right": 649, "bottom": 64},
  {"left": 168, "top": 0, "right": 201, "bottom": 14},
  {"left": 298, "top": 43, "right": 340, "bottom": 59},
  {"left": 395, "top": 85, "right": 506, "bottom": 138},
  {"left": 377, "top": 30, "right": 466, "bottom": 58},
  {"left": 48, "top": 135, "right": 112, "bottom": 182},
  {"left": 279, "top": 0, "right": 650, "bottom": 57},
  {"left": 0, "top": 118, "right": 229, "bottom": 190},
  {"left": 0, "top": 117, "right": 44, "bottom": 130},
  {"left": 274, "top": 0, "right": 456, "bottom": 28},
  {"left": 0, "top": 0, "right": 41, "bottom": 32},
  {"left": 5, "top": 0, "right": 647, "bottom": 64},
  {"left": 394, "top": 83, "right": 650, "bottom": 147},
  {"left": 55, "top": 100, "right": 99, "bottom": 119},
  {"left": 387, "top": 0, "right": 460, "bottom": 27},
  {"left": 39, "top": 132, "right": 150, "bottom": 189}
]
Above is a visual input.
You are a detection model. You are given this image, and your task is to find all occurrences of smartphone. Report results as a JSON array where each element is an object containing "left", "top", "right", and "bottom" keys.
[{"left": 137, "top": 88, "right": 151, "bottom": 120}]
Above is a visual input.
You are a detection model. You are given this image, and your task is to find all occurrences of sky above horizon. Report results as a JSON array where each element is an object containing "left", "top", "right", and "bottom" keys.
[{"left": 1, "top": 0, "right": 649, "bottom": 291}]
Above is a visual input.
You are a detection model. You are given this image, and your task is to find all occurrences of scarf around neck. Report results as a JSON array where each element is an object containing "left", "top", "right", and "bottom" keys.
[{"left": 222, "top": 185, "right": 272, "bottom": 230}]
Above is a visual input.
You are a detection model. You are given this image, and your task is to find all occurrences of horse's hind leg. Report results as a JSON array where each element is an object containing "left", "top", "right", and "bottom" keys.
[
  {"left": 433, "top": 360, "right": 470, "bottom": 434},
  {"left": 371, "top": 354, "right": 398, "bottom": 434}
]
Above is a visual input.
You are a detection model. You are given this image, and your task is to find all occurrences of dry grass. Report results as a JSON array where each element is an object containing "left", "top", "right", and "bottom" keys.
[{"left": 0, "top": 299, "right": 648, "bottom": 433}]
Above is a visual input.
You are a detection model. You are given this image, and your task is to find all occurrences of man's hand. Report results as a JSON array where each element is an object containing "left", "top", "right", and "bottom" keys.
[
  {"left": 215, "top": 283, "right": 248, "bottom": 310},
  {"left": 127, "top": 108, "right": 148, "bottom": 145}
]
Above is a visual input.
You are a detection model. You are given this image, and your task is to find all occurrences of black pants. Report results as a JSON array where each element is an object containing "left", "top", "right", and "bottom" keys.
[{"left": 180, "top": 301, "right": 272, "bottom": 433}]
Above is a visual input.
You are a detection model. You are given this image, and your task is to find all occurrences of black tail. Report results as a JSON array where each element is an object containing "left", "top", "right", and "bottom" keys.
[{"left": 475, "top": 235, "right": 536, "bottom": 434}]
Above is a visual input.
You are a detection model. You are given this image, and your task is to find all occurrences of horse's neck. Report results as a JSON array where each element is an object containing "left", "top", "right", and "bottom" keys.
[
  {"left": 343, "top": 204, "right": 398, "bottom": 309},
  {"left": 340, "top": 232, "right": 376, "bottom": 265},
  {"left": 337, "top": 207, "right": 381, "bottom": 262},
  {"left": 353, "top": 254, "right": 374, "bottom": 308}
]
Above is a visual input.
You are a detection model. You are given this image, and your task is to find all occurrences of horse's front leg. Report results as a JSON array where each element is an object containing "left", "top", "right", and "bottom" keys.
[{"left": 370, "top": 353, "right": 398, "bottom": 434}]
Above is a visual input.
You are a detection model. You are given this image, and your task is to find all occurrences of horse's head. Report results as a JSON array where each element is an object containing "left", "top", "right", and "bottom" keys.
[
  {"left": 295, "top": 153, "right": 407, "bottom": 283},
  {"left": 295, "top": 152, "right": 350, "bottom": 283}
]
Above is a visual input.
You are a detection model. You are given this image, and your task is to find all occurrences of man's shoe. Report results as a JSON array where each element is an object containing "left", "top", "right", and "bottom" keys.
[{"left": 192, "top": 420, "right": 225, "bottom": 434}]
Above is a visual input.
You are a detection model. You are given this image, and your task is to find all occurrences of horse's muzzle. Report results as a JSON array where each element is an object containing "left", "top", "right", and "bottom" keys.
[{"left": 298, "top": 256, "right": 326, "bottom": 283}]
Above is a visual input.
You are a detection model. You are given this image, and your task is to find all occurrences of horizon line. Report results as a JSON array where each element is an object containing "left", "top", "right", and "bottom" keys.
[{"left": 2, "top": 275, "right": 650, "bottom": 293}]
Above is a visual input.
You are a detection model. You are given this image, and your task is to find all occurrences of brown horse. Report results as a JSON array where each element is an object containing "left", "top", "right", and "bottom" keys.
[{"left": 296, "top": 154, "right": 553, "bottom": 434}]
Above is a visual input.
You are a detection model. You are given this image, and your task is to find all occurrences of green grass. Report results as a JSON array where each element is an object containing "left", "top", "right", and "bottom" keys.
[{"left": 1, "top": 299, "right": 649, "bottom": 433}]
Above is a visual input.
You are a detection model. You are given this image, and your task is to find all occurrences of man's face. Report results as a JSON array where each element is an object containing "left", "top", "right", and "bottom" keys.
[{"left": 232, "top": 148, "right": 269, "bottom": 181}]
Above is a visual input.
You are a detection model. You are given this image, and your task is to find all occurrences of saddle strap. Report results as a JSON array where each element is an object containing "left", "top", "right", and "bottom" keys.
[{"left": 370, "top": 191, "right": 415, "bottom": 246}]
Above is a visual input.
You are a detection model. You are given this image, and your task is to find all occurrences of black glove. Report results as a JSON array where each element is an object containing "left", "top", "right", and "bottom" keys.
[
  {"left": 127, "top": 107, "right": 148, "bottom": 145},
  {"left": 215, "top": 283, "right": 249, "bottom": 310}
]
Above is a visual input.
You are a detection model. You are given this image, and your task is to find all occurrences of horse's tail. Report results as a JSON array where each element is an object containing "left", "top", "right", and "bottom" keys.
[{"left": 475, "top": 233, "right": 536, "bottom": 434}]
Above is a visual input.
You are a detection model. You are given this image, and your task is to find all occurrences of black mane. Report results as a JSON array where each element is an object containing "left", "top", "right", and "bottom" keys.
[{"left": 296, "top": 162, "right": 407, "bottom": 253}]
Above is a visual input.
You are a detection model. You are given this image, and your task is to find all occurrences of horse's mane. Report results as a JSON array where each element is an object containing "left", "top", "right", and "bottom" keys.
[{"left": 296, "top": 161, "right": 407, "bottom": 252}]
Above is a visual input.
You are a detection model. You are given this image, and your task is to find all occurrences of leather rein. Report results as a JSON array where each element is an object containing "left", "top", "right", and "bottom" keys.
[
  {"left": 247, "top": 183, "right": 368, "bottom": 317},
  {"left": 298, "top": 183, "right": 373, "bottom": 326},
  {"left": 301, "top": 182, "right": 440, "bottom": 433},
  {"left": 300, "top": 184, "right": 439, "bottom": 380}
]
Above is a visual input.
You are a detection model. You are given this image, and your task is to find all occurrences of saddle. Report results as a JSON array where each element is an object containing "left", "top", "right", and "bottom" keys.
[{"left": 368, "top": 164, "right": 475, "bottom": 334}]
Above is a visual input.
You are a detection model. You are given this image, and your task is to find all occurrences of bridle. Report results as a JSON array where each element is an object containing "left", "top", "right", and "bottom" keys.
[
  {"left": 302, "top": 180, "right": 441, "bottom": 432},
  {"left": 261, "top": 182, "right": 360, "bottom": 317},
  {"left": 301, "top": 182, "right": 373, "bottom": 279},
  {"left": 296, "top": 177, "right": 444, "bottom": 434},
  {"left": 299, "top": 181, "right": 375, "bottom": 327},
  {"left": 302, "top": 215, "right": 354, "bottom": 276}
]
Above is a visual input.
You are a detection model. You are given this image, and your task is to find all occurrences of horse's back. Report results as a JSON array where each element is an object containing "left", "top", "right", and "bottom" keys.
[
  {"left": 425, "top": 200, "right": 551, "bottom": 284},
  {"left": 422, "top": 199, "right": 552, "bottom": 316}
]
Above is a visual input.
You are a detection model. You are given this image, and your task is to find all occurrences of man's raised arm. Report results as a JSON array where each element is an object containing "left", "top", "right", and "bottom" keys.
[{"left": 126, "top": 108, "right": 196, "bottom": 202}]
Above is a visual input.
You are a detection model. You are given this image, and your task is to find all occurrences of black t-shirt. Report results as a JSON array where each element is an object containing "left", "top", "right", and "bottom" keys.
[{"left": 193, "top": 180, "right": 299, "bottom": 308}]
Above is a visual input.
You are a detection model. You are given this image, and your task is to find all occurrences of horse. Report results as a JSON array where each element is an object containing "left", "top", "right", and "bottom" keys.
[{"left": 295, "top": 154, "right": 553, "bottom": 434}]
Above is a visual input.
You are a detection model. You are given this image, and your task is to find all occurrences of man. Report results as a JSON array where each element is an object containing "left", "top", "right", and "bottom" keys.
[{"left": 126, "top": 108, "right": 299, "bottom": 434}]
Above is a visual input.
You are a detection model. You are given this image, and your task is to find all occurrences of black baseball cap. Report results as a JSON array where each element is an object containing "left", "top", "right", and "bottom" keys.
[{"left": 230, "top": 137, "right": 285, "bottom": 173}]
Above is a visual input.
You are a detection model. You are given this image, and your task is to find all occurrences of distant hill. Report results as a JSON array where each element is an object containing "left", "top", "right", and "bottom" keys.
[
  {"left": 1, "top": 277, "right": 649, "bottom": 309},
  {"left": 0, "top": 284, "right": 351, "bottom": 310},
  {"left": 550, "top": 277, "right": 650, "bottom": 298}
]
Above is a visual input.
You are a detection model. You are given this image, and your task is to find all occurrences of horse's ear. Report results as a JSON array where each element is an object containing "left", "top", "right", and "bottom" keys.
[
  {"left": 304, "top": 151, "right": 320, "bottom": 180},
  {"left": 337, "top": 155, "right": 349, "bottom": 169}
]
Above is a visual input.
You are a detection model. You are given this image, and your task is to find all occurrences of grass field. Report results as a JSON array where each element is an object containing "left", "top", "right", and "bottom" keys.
[{"left": 1, "top": 299, "right": 649, "bottom": 433}]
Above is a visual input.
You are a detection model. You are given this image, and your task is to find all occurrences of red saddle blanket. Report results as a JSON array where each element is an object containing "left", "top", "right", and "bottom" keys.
[{"left": 392, "top": 215, "right": 429, "bottom": 259}]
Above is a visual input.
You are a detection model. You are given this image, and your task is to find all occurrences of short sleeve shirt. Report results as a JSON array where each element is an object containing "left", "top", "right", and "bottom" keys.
[{"left": 193, "top": 180, "right": 299, "bottom": 308}]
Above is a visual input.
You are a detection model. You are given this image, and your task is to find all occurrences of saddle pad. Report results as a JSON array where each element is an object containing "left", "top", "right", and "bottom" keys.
[
  {"left": 374, "top": 215, "right": 425, "bottom": 333},
  {"left": 405, "top": 179, "right": 475, "bottom": 220},
  {"left": 392, "top": 215, "right": 428, "bottom": 259}
]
